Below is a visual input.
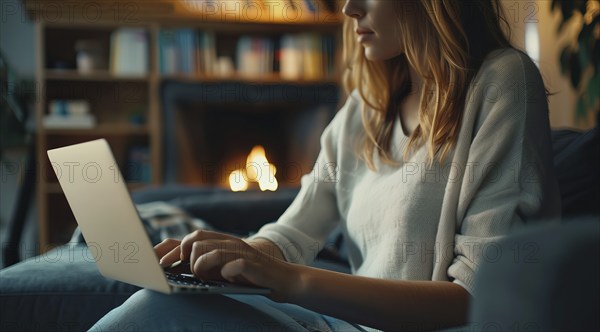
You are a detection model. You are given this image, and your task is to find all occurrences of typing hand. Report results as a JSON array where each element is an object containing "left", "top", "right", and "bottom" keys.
[{"left": 154, "top": 230, "right": 300, "bottom": 301}]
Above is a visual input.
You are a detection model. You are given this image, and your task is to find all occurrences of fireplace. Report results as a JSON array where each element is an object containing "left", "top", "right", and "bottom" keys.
[{"left": 161, "top": 81, "right": 340, "bottom": 190}]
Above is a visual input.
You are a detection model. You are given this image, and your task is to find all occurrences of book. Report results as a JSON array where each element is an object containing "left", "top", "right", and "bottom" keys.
[
  {"left": 203, "top": 32, "right": 216, "bottom": 75},
  {"left": 110, "top": 28, "right": 149, "bottom": 76},
  {"left": 279, "top": 33, "right": 327, "bottom": 80},
  {"left": 303, "top": 33, "right": 322, "bottom": 80},
  {"left": 280, "top": 34, "right": 303, "bottom": 80},
  {"left": 178, "top": 29, "right": 194, "bottom": 74},
  {"left": 160, "top": 29, "right": 216, "bottom": 75},
  {"left": 160, "top": 29, "right": 178, "bottom": 74},
  {"left": 43, "top": 114, "right": 96, "bottom": 129},
  {"left": 236, "top": 36, "right": 274, "bottom": 77}
]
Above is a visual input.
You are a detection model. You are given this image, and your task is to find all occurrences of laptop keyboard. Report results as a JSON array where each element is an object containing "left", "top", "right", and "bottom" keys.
[{"left": 165, "top": 272, "right": 226, "bottom": 288}]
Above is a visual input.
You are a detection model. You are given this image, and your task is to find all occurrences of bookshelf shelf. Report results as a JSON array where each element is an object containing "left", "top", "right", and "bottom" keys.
[
  {"left": 159, "top": 73, "right": 339, "bottom": 85},
  {"left": 45, "top": 182, "right": 149, "bottom": 194},
  {"left": 44, "top": 70, "right": 150, "bottom": 82},
  {"left": 45, "top": 70, "right": 340, "bottom": 85},
  {"left": 44, "top": 124, "right": 149, "bottom": 136}
]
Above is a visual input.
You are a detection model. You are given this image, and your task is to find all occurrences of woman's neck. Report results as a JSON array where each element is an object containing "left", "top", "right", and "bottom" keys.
[
  {"left": 398, "top": 65, "right": 424, "bottom": 136},
  {"left": 407, "top": 65, "right": 423, "bottom": 98}
]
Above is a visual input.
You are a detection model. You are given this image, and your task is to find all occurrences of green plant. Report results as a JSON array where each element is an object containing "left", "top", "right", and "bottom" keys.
[{"left": 552, "top": 0, "right": 600, "bottom": 122}]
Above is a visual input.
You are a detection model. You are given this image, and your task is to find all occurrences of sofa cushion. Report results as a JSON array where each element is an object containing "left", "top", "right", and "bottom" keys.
[
  {"left": 169, "top": 187, "right": 301, "bottom": 235},
  {"left": 0, "top": 245, "right": 139, "bottom": 331},
  {"left": 0, "top": 242, "right": 349, "bottom": 332},
  {"left": 551, "top": 126, "right": 600, "bottom": 219}
]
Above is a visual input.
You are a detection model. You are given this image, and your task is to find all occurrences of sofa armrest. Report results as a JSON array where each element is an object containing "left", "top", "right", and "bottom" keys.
[
  {"left": 551, "top": 126, "right": 600, "bottom": 219},
  {"left": 469, "top": 217, "right": 599, "bottom": 331},
  {"left": 0, "top": 245, "right": 139, "bottom": 331}
]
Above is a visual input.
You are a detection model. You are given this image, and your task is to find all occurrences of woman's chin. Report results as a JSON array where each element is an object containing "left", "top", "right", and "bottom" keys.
[{"left": 363, "top": 48, "right": 398, "bottom": 61}]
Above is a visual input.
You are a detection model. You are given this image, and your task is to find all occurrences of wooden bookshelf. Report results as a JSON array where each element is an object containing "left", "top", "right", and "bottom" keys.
[{"left": 29, "top": 0, "right": 343, "bottom": 251}]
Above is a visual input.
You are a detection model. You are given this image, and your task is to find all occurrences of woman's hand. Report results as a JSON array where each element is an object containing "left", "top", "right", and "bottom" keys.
[{"left": 154, "top": 230, "right": 300, "bottom": 301}]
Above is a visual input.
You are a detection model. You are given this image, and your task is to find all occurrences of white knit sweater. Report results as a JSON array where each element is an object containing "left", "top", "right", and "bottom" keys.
[{"left": 251, "top": 48, "right": 561, "bottom": 295}]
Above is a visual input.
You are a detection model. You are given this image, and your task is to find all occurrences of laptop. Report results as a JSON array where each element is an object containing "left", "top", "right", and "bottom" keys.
[{"left": 47, "top": 138, "right": 270, "bottom": 295}]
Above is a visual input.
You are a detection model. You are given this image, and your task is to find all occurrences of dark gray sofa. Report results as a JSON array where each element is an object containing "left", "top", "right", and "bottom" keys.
[
  {"left": 1, "top": 123, "right": 598, "bottom": 331},
  {"left": 0, "top": 187, "right": 351, "bottom": 331}
]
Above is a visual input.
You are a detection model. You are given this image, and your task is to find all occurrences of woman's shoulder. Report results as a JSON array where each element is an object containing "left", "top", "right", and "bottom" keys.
[
  {"left": 476, "top": 47, "right": 543, "bottom": 85},
  {"left": 346, "top": 89, "right": 363, "bottom": 113},
  {"left": 331, "top": 89, "right": 364, "bottom": 129},
  {"left": 483, "top": 47, "right": 533, "bottom": 64},
  {"left": 319, "top": 89, "right": 365, "bottom": 148},
  {"left": 465, "top": 48, "right": 549, "bottom": 137},
  {"left": 467, "top": 47, "right": 547, "bottom": 111}
]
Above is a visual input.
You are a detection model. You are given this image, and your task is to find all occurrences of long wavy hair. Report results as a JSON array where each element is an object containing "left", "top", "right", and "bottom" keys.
[{"left": 343, "top": 0, "right": 512, "bottom": 169}]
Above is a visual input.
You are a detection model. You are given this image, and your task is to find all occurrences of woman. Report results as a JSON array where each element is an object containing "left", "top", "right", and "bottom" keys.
[{"left": 92, "top": 0, "right": 560, "bottom": 331}]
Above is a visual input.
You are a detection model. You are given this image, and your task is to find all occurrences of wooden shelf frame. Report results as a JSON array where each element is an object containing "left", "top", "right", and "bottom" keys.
[
  {"left": 23, "top": 0, "right": 344, "bottom": 27},
  {"left": 32, "top": 3, "right": 343, "bottom": 251}
]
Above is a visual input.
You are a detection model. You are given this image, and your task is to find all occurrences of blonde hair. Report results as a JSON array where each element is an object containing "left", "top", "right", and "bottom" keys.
[{"left": 343, "top": 0, "right": 512, "bottom": 169}]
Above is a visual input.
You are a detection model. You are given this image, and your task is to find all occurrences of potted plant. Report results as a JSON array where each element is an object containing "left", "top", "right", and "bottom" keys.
[{"left": 551, "top": 0, "right": 600, "bottom": 123}]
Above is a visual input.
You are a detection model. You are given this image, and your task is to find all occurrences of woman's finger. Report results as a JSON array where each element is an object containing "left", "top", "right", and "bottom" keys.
[
  {"left": 153, "top": 238, "right": 181, "bottom": 257},
  {"left": 189, "top": 239, "right": 227, "bottom": 271},
  {"left": 158, "top": 245, "right": 181, "bottom": 267},
  {"left": 179, "top": 230, "right": 237, "bottom": 262},
  {"left": 191, "top": 249, "right": 242, "bottom": 280},
  {"left": 190, "top": 239, "right": 246, "bottom": 262}
]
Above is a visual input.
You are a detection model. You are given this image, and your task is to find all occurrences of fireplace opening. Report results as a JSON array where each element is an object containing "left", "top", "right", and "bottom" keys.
[
  {"left": 160, "top": 82, "right": 340, "bottom": 189},
  {"left": 174, "top": 101, "right": 334, "bottom": 190}
]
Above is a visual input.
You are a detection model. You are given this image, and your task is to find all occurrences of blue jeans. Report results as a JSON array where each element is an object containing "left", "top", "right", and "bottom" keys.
[{"left": 90, "top": 289, "right": 366, "bottom": 332}]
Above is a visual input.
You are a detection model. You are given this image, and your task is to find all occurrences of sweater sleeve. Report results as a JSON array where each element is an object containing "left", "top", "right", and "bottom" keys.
[
  {"left": 447, "top": 50, "right": 561, "bottom": 295},
  {"left": 247, "top": 93, "right": 357, "bottom": 265}
]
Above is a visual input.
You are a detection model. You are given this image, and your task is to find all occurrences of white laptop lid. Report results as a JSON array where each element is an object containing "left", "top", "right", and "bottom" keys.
[{"left": 47, "top": 139, "right": 171, "bottom": 293}]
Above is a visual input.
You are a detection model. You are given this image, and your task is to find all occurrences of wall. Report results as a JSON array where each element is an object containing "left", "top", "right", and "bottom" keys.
[
  {"left": 1, "top": 0, "right": 38, "bottom": 267},
  {"left": 1, "top": 1, "right": 595, "bottom": 129},
  {"left": 1, "top": 0, "right": 36, "bottom": 77}
]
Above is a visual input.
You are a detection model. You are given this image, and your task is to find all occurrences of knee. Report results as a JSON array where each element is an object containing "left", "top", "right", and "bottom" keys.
[{"left": 90, "top": 289, "right": 168, "bottom": 332}]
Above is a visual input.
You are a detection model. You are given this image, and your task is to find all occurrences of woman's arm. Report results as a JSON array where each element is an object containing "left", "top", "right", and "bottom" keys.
[
  {"left": 156, "top": 232, "right": 470, "bottom": 331},
  {"left": 246, "top": 239, "right": 470, "bottom": 331},
  {"left": 289, "top": 264, "right": 470, "bottom": 331}
]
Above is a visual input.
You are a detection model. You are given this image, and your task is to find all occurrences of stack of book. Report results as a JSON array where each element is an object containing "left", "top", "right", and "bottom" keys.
[
  {"left": 43, "top": 100, "right": 96, "bottom": 129},
  {"left": 158, "top": 29, "right": 336, "bottom": 80},
  {"left": 159, "top": 29, "right": 217, "bottom": 76},
  {"left": 236, "top": 36, "right": 274, "bottom": 77},
  {"left": 280, "top": 33, "right": 336, "bottom": 80}
]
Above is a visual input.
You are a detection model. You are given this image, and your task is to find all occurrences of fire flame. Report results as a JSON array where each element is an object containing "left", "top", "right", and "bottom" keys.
[
  {"left": 228, "top": 145, "right": 278, "bottom": 192},
  {"left": 229, "top": 169, "right": 248, "bottom": 192}
]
